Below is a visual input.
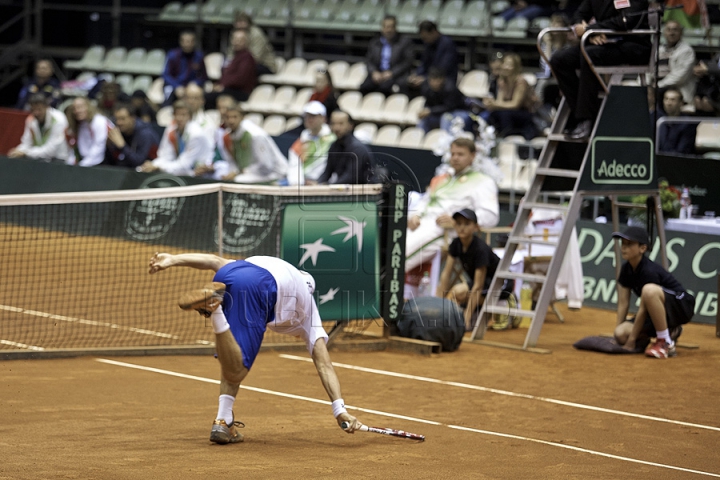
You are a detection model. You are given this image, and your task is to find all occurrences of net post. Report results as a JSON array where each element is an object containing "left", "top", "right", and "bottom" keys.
[{"left": 217, "top": 187, "right": 223, "bottom": 257}]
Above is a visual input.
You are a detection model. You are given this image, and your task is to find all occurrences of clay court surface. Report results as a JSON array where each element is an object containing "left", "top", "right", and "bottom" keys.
[{"left": 2, "top": 303, "right": 720, "bottom": 480}]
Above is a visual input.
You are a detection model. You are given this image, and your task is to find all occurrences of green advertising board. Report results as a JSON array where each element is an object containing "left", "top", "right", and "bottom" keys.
[{"left": 280, "top": 202, "right": 380, "bottom": 321}]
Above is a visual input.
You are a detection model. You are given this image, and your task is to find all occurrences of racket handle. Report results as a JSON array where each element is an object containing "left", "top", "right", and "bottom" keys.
[{"left": 341, "top": 422, "right": 368, "bottom": 432}]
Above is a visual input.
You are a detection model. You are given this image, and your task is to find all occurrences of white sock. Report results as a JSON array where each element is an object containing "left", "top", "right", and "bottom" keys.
[
  {"left": 211, "top": 309, "right": 230, "bottom": 334},
  {"left": 217, "top": 394, "right": 235, "bottom": 425},
  {"left": 656, "top": 329, "right": 672, "bottom": 345}
]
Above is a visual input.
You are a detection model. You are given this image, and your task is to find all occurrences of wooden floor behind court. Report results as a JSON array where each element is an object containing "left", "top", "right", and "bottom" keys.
[{"left": 2, "top": 303, "right": 720, "bottom": 479}]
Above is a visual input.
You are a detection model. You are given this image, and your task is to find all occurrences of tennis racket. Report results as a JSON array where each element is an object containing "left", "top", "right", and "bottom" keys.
[{"left": 342, "top": 422, "right": 425, "bottom": 441}]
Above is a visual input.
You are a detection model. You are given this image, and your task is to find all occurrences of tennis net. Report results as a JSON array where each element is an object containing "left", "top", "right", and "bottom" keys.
[{"left": 0, "top": 184, "right": 384, "bottom": 355}]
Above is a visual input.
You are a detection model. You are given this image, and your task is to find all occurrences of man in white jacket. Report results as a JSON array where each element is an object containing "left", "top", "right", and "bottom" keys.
[
  {"left": 197, "top": 104, "right": 287, "bottom": 183},
  {"left": 8, "top": 93, "right": 68, "bottom": 161},
  {"left": 285, "top": 101, "right": 336, "bottom": 186},
  {"left": 137, "top": 100, "right": 212, "bottom": 176}
]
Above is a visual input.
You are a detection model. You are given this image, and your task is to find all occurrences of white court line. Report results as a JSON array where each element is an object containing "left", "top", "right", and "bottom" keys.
[
  {"left": 95, "top": 358, "right": 720, "bottom": 478},
  {"left": 0, "top": 339, "right": 45, "bottom": 351},
  {"left": 279, "top": 354, "right": 720, "bottom": 434},
  {"left": 0, "top": 304, "right": 178, "bottom": 339}
]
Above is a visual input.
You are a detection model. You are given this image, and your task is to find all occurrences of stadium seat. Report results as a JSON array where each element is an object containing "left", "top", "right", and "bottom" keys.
[
  {"left": 353, "top": 0, "right": 384, "bottom": 30},
  {"left": 491, "top": 0, "right": 511, "bottom": 13},
  {"left": 285, "top": 116, "right": 303, "bottom": 131},
  {"left": 327, "top": 61, "right": 349, "bottom": 87},
  {"left": 340, "top": 62, "right": 367, "bottom": 90},
  {"left": 421, "top": 128, "right": 444, "bottom": 150},
  {"left": 147, "top": 77, "right": 165, "bottom": 105},
  {"left": 356, "top": 92, "right": 385, "bottom": 122},
  {"left": 337, "top": 90, "right": 362, "bottom": 116},
  {"left": 263, "top": 115, "right": 287, "bottom": 135},
  {"left": 491, "top": 16, "right": 507, "bottom": 35},
  {"left": 245, "top": 112, "right": 264, "bottom": 126},
  {"left": 332, "top": 0, "right": 362, "bottom": 29},
  {"left": 268, "top": 86, "right": 297, "bottom": 114},
  {"left": 295, "top": 0, "right": 340, "bottom": 29},
  {"left": 254, "top": 0, "right": 291, "bottom": 27},
  {"left": 243, "top": 85, "right": 275, "bottom": 113},
  {"left": 131, "top": 75, "right": 152, "bottom": 95},
  {"left": 115, "top": 74, "right": 134, "bottom": 95},
  {"left": 458, "top": 0, "right": 489, "bottom": 36},
  {"left": 64, "top": 45, "right": 105, "bottom": 71},
  {"left": 418, "top": 0, "right": 443, "bottom": 23},
  {"left": 354, "top": 122, "right": 378, "bottom": 143},
  {"left": 158, "top": 2, "right": 183, "bottom": 21},
  {"left": 380, "top": 93, "right": 409, "bottom": 124},
  {"left": 396, "top": 0, "right": 422, "bottom": 33},
  {"left": 118, "top": 48, "right": 146, "bottom": 74},
  {"left": 404, "top": 96, "right": 426, "bottom": 125},
  {"left": 302, "top": 59, "right": 329, "bottom": 87},
  {"left": 201, "top": 2, "right": 219, "bottom": 22},
  {"left": 503, "top": 17, "right": 530, "bottom": 38},
  {"left": 141, "top": 49, "right": 166, "bottom": 76},
  {"left": 696, "top": 121, "right": 720, "bottom": 151},
  {"left": 204, "top": 52, "right": 225, "bottom": 81},
  {"left": 398, "top": 127, "right": 425, "bottom": 148},
  {"left": 156, "top": 106, "right": 174, "bottom": 127},
  {"left": 75, "top": 71, "right": 97, "bottom": 83},
  {"left": 458, "top": 70, "right": 490, "bottom": 98},
  {"left": 522, "top": 72, "right": 538, "bottom": 87},
  {"left": 275, "top": 58, "right": 308, "bottom": 86},
  {"left": 439, "top": 0, "right": 465, "bottom": 34},
  {"left": 259, "top": 57, "right": 287, "bottom": 84},
  {"left": 531, "top": 16, "right": 551, "bottom": 30},
  {"left": 178, "top": 3, "right": 200, "bottom": 22},
  {"left": 287, "top": 87, "right": 313, "bottom": 115},
  {"left": 101, "top": 47, "right": 127, "bottom": 71},
  {"left": 205, "top": 2, "right": 235, "bottom": 23},
  {"left": 374, "top": 124, "right": 401, "bottom": 146}
]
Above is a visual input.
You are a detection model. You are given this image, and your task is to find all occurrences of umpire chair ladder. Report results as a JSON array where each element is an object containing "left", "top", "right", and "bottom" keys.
[{"left": 470, "top": 22, "right": 666, "bottom": 351}]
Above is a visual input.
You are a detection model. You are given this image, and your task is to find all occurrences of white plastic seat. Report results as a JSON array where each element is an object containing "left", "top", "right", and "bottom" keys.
[
  {"left": 242, "top": 85, "right": 275, "bottom": 113},
  {"left": 696, "top": 121, "right": 720, "bottom": 150},
  {"left": 458, "top": 70, "right": 490, "bottom": 98},
  {"left": 341, "top": 62, "right": 367, "bottom": 90},
  {"left": 244, "top": 113, "right": 264, "bottom": 126},
  {"left": 404, "top": 96, "right": 426, "bottom": 125},
  {"left": 302, "top": 59, "right": 329, "bottom": 87},
  {"left": 380, "top": 93, "right": 409, "bottom": 124},
  {"left": 288, "top": 87, "right": 314, "bottom": 116},
  {"left": 204, "top": 52, "right": 225, "bottom": 81},
  {"left": 374, "top": 125, "right": 401, "bottom": 146},
  {"left": 276, "top": 58, "right": 308, "bottom": 86},
  {"left": 115, "top": 74, "right": 134, "bottom": 95},
  {"left": 156, "top": 106, "right": 174, "bottom": 127},
  {"left": 267, "top": 86, "right": 297, "bottom": 114},
  {"left": 398, "top": 127, "right": 425, "bottom": 148},
  {"left": 355, "top": 92, "right": 385, "bottom": 122},
  {"left": 354, "top": 122, "right": 377, "bottom": 143},
  {"left": 285, "top": 116, "right": 303, "bottom": 131},
  {"left": 327, "top": 61, "right": 349, "bottom": 88},
  {"left": 262, "top": 115, "right": 287, "bottom": 136},
  {"left": 64, "top": 46, "right": 105, "bottom": 71},
  {"left": 131, "top": 75, "right": 152, "bottom": 94},
  {"left": 119, "top": 48, "right": 147, "bottom": 74},
  {"left": 147, "top": 77, "right": 165, "bottom": 105},
  {"left": 142, "top": 49, "right": 166, "bottom": 76},
  {"left": 421, "top": 128, "right": 445, "bottom": 150},
  {"left": 102, "top": 47, "right": 127, "bottom": 71},
  {"left": 337, "top": 91, "right": 362, "bottom": 117}
]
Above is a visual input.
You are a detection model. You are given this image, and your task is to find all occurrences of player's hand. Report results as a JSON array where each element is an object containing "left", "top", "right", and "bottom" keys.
[
  {"left": 337, "top": 412, "right": 361, "bottom": 433},
  {"left": 408, "top": 215, "right": 421, "bottom": 231},
  {"left": 149, "top": 252, "right": 174, "bottom": 274}
]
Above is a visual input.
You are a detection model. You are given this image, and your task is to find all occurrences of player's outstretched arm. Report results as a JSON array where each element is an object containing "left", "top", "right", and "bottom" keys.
[
  {"left": 311, "top": 338, "right": 362, "bottom": 433},
  {"left": 148, "top": 252, "right": 232, "bottom": 274}
]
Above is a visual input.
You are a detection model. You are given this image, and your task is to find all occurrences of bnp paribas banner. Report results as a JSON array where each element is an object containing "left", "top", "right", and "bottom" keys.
[
  {"left": 578, "top": 220, "right": 718, "bottom": 324},
  {"left": 281, "top": 202, "right": 380, "bottom": 321}
]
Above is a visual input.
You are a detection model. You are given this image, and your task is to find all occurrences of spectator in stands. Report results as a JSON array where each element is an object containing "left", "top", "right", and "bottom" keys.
[
  {"left": 16, "top": 58, "right": 61, "bottom": 110},
  {"left": 417, "top": 67, "right": 470, "bottom": 133},
  {"left": 215, "top": 94, "right": 237, "bottom": 128},
  {"left": 405, "top": 137, "right": 499, "bottom": 274},
  {"left": 96, "top": 81, "right": 130, "bottom": 118},
  {"left": 317, "top": 110, "right": 374, "bottom": 185},
  {"left": 137, "top": 101, "right": 212, "bottom": 176},
  {"left": 693, "top": 53, "right": 720, "bottom": 116},
  {"left": 233, "top": 12, "right": 277, "bottom": 77},
  {"left": 206, "top": 29, "right": 257, "bottom": 108},
  {"left": 406, "top": 21, "right": 458, "bottom": 96},
  {"left": 197, "top": 104, "right": 287, "bottom": 183},
  {"left": 359, "top": 15, "right": 413, "bottom": 96},
  {"left": 65, "top": 96, "right": 112, "bottom": 167},
  {"left": 549, "top": 0, "right": 651, "bottom": 140},
  {"left": 310, "top": 69, "right": 339, "bottom": 117},
  {"left": 484, "top": 53, "right": 538, "bottom": 140},
  {"left": 500, "top": 0, "right": 554, "bottom": 22},
  {"left": 8, "top": 93, "right": 68, "bottom": 161},
  {"left": 162, "top": 31, "right": 208, "bottom": 105},
  {"left": 647, "top": 20, "right": 696, "bottom": 109},
  {"left": 185, "top": 83, "right": 216, "bottom": 134},
  {"left": 657, "top": 87, "right": 697, "bottom": 155},
  {"left": 487, "top": 51, "right": 505, "bottom": 98},
  {"left": 286, "top": 101, "right": 337, "bottom": 186},
  {"left": 130, "top": 90, "right": 158, "bottom": 125},
  {"left": 106, "top": 104, "right": 161, "bottom": 168}
]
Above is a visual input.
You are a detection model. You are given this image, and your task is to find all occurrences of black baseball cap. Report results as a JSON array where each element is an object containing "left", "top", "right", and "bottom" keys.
[
  {"left": 453, "top": 208, "right": 477, "bottom": 224},
  {"left": 612, "top": 226, "right": 649, "bottom": 245}
]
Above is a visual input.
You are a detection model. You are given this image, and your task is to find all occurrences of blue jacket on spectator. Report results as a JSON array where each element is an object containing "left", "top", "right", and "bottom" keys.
[
  {"left": 417, "top": 35, "right": 458, "bottom": 84},
  {"left": 162, "top": 49, "right": 208, "bottom": 89},
  {"left": 106, "top": 120, "right": 161, "bottom": 168},
  {"left": 16, "top": 77, "right": 61, "bottom": 110}
]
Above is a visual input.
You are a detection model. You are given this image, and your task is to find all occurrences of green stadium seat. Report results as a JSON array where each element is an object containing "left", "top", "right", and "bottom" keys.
[
  {"left": 491, "top": 0, "right": 511, "bottom": 14},
  {"left": 531, "top": 16, "right": 551, "bottom": 30},
  {"left": 418, "top": 0, "right": 443, "bottom": 24},
  {"left": 115, "top": 74, "right": 135, "bottom": 95},
  {"left": 396, "top": 0, "right": 422, "bottom": 33},
  {"left": 351, "top": 0, "right": 384, "bottom": 31},
  {"left": 457, "top": 1, "right": 489, "bottom": 36},
  {"left": 141, "top": 49, "right": 166, "bottom": 76},
  {"left": 498, "top": 16, "right": 529, "bottom": 38},
  {"left": 118, "top": 48, "right": 147, "bottom": 74},
  {"left": 131, "top": 75, "right": 153, "bottom": 94},
  {"left": 439, "top": 0, "right": 466, "bottom": 35},
  {"left": 254, "top": 0, "right": 291, "bottom": 27},
  {"left": 102, "top": 47, "right": 127, "bottom": 71},
  {"left": 207, "top": 4, "right": 236, "bottom": 24},
  {"left": 178, "top": 3, "right": 201, "bottom": 22},
  {"left": 64, "top": 45, "right": 106, "bottom": 71},
  {"left": 158, "top": 2, "right": 183, "bottom": 21},
  {"left": 332, "top": 0, "right": 362, "bottom": 30}
]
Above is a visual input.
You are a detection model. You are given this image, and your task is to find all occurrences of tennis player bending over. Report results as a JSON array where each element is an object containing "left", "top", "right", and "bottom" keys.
[{"left": 149, "top": 252, "right": 362, "bottom": 444}]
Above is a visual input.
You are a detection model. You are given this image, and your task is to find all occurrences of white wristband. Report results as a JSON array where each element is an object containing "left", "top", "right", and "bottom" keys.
[{"left": 332, "top": 399, "right": 347, "bottom": 418}]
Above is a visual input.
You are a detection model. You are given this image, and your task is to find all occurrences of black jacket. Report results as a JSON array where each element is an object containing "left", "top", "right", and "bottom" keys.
[
  {"left": 421, "top": 79, "right": 466, "bottom": 116},
  {"left": 365, "top": 34, "right": 414, "bottom": 80},
  {"left": 318, "top": 133, "right": 374, "bottom": 185},
  {"left": 575, "top": 0, "right": 651, "bottom": 46},
  {"left": 105, "top": 120, "right": 161, "bottom": 168},
  {"left": 417, "top": 35, "right": 459, "bottom": 84}
]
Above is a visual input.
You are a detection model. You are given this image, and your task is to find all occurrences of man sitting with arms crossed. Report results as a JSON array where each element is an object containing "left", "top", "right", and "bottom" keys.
[
  {"left": 612, "top": 226, "right": 695, "bottom": 358},
  {"left": 8, "top": 93, "right": 68, "bottom": 161},
  {"left": 137, "top": 101, "right": 212, "bottom": 176},
  {"left": 148, "top": 252, "right": 362, "bottom": 443}
]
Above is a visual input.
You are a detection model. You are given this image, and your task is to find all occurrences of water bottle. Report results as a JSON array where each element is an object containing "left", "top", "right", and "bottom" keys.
[
  {"left": 519, "top": 281, "right": 533, "bottom": 328},
  {"left": 418, "top": 272, "right": 432, "bottom": 297},
  {"left": 680, "top": 187, "right": 691, "bottom": 220}
]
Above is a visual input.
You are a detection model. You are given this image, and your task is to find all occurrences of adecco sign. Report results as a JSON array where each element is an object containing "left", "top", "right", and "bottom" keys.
[{"left": 590, "top": 136, "right": 653, "bottom": 185}]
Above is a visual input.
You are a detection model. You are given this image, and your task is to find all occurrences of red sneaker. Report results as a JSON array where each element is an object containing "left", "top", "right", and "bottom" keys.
[{"left": 645, "top": 339, "right": 677, "bottom": 359}]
